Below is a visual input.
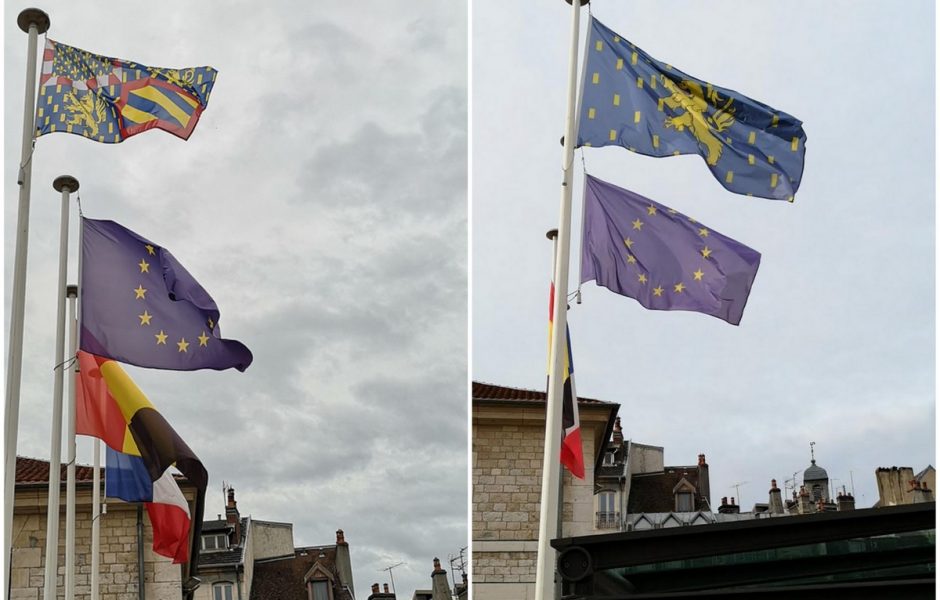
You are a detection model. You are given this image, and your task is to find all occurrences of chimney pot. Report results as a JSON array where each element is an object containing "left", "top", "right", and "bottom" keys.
[
  {"left": 771, "top": 479, "right": 777, "bottom": 490},
  {"left": 371, "top": 583, "right": 380, "bottom": 594},
  {"left": 336, "top": 529, "right": 346, "bottom": 545},
  {"left": 721, "top": 497, "right": 727, "bottom": 505},
  {"left": 227, "top": 487, "right": 236, "bottom": 507},
  {"left": 697, "top": 454, "right": 706, "bottom": 466},
  {"left": 614, "top": 417, "right": 622, "bottom": 431},
  {"left": 383, "top": 584, "right": 389, "bottom": 594},
  {"left": 433, "top": 557, "right": 441, "bottom": 570},
  {"left": 731, "top": 497, "right": 735, "bottom": 505}
]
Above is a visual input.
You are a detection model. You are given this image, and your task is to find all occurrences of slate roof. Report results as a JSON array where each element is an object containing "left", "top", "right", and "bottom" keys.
[
  {"left": 249, "top": 546, "right": 353, "bottom": 600},
  {"left": 15, "top": 456, "right": 96, "bottom": 485},
  {"left": 628, "top": 467, "right": 706, "bottom": 513},
  {"left": 473, "top": 381, "right": 612, "bottom": 405},
  {"left": 804, "top": 460, "right": 828, "bottom": 481},
  {"left": 198, "top": 517, "right": 249, "bottom": 568}
]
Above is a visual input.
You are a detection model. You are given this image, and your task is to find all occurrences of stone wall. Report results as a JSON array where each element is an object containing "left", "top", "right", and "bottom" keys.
[
  {"left": 11, "top": 486, "right": 184, "bottom": 599},
  {"left": 472, "top": 402, "right": 614, "bottom": 600}
]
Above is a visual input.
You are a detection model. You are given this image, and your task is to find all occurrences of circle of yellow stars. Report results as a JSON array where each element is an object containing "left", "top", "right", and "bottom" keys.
[
  {"left": 132, "top": 242, "right": 214, "bottom": 353},
  {"left": 620, "top": 205, "right": 717, "bottom": 302}
]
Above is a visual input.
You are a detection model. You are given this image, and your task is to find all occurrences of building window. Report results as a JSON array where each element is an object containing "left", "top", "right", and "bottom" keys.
[
  {"left": 603, "top": 451, "right": 616, "bottom": 466},
  {"left": 310, "top": 580, "right": 331, "bottom": 600},
  {"left": 202, "top": 533, "right": 229, "bottom": 551},
  {"left": 676, "top": 491, "right": 694, "bottom": 512},
  {"left": 596, "top": 491, "right": 619, "bottom": 528},
  {"left": 213, "top": 583, "right": 234, "bottom": 600}
]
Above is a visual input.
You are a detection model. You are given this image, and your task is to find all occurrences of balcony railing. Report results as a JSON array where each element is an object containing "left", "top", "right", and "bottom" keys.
[{"left": 595, "top": 511, "right": 620, "bottom": 529}]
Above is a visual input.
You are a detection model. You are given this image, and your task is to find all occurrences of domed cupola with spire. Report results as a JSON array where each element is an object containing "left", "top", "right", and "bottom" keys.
[{"left": 803, "top": 441, "right": 829, "bottom": 501}]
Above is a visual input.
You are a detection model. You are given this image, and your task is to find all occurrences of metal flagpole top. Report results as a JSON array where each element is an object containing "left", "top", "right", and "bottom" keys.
[
  {"left": 17, "top": 8, "right": 50, "bottom": 34},
  {"left": 53, "top": 176, "right": 79, "bottom": 193}
]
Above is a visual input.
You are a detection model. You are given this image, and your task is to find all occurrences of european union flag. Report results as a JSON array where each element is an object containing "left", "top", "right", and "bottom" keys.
[
  {"left": 580, "top": 175, "right": 761, "bottom": 325},
  {"left": 578, "top": 17, "right": 806, "bottom": 201},
  {"left": 35, "top": 39, "right": 217, "bottom": 143},
  {"left": 80, "top": 218, "right": 252, "bottom": 371}
]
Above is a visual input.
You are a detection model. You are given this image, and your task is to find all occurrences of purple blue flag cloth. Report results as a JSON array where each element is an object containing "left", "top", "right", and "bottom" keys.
[
  {"left": 580, "top": 175, "right": 761, "bottom": 325},
  {"left": 80, "top": 217, "right": 253, "bottom": 371},
  {"left": 577, "top": 16, "right": 806, "bottom": 201}
]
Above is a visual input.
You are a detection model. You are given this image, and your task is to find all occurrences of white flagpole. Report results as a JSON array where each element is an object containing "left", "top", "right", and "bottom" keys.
[
  {"left": 65, "top": 282, "right": 79, "bottom": 600},
  {"left": 5, "top": 10, "right": 50, "bottom": 587},
  {"left": 535, "top": 1, "right": 584, "bottom": 599},
  {"left": 91, "top": 439, "right": 101, "bottom": 600},
  {"left": 41, "top": 176, "right": 77, "bottom": 600}
]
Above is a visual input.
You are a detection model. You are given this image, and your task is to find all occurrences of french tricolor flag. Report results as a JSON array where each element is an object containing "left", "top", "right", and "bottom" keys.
[{"left": 106, "top": 449, "right": 193, "bottom": 564}]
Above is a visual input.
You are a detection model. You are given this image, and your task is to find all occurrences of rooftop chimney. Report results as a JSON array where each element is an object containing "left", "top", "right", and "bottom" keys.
[
  {"left": 768, "top": 479, "right": 785, "bottom": 515},
  {"left": 612, "top": 417, "right": 623, "bottom": 445},
  {"left": 335, "top": 529, "right": 354, "bottom": 598},
  {"left": 836, "top": 488, "right": 856, "bottom": 511},
  {"left": 225, "top": 487, "right": 241, "bottom": 544},
  {"left": 910, "top": 480, "right": 934, "bottom": 504},
  {"left": 371, "top": 584, "right": 380, "bottom": 595},
  {"left": 717, "top": 496, "right": 739, "bottom": 514},
  {"left": 431, "top": 557, "right": 451, "bottom": 600},
  {"left": 384, "top": 584, "right": 390, "bottom": 594},
  {"left": 697, "top": 454, "right": 710, "bottom": 509},
  {"left": 796, "top": 485, "right": 814, "bottom": 514}
]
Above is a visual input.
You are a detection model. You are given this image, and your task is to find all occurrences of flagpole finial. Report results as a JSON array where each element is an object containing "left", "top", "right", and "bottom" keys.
[
  {"left": 546, "top": 228, "right": 558, "bottom": 240},
  {"left": 53, "top": 175, "right": 79, "bottom": 193},
  {"left": 17, "top": 8, "right": 50, "bottom": 34}
]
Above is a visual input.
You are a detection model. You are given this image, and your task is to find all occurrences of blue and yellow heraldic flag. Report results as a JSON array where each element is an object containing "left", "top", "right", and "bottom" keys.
[
  {"left": 578, "top": 17, "right": 806, "bottom": 201},
  {"left": 35, "top": 39, "right": 217, "bottom": 143},
  {"left": 580, "top": 175, "right": 761, "bottom": 325},
  {"left": 80, "top": 218, "right": 252, "bottom": 371}
]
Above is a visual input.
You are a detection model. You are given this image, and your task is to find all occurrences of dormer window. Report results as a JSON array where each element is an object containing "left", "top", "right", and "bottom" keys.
[
  {"left": 309, "top": 580, "right": 331, "bottom": 600},
  {"left": 603, "top": 451, "right": 616, "bottom": 466},
  {"left": 672, "top": 477, "right": 697, "bottom": 512},
  {"left": 202, "top": 533, "right": 229, "bottom": 551}
]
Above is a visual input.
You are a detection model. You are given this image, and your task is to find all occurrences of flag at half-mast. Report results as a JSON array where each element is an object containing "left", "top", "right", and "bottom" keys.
[
  {"left": 548, "top": 283, "right": 584, "bottom": 479},
  {"left": 75, "top": 350, "right": 207, "bottom": 564},
  {"left": 80, "top": 218, "right": 252, "bottom": 372},
  {"left": 35, "top": 39, "right": 217, "bottom": 143},
  {"left": 578, "top": 16, "right": 806, "bottom": 201},
  {"left": 581, "top": 175, "right": 761, "bottom": 325}
]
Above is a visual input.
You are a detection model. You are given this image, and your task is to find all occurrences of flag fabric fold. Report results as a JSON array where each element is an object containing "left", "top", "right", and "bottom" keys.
[
  {"left": 80, "top": 353, "right": 206, "bottom": 564},
  {"left": 548, "top": 283, "right": 585, "bottom": 479},
  {"left": 76, "top": 351, "right": 209, "bottom": 487},
  {"left": 578, "top": 17, "right": 806, "bottom": 201},
  {"left": 580, "top": 175, "right": 761, "bottom": 325},
  {"left": 80, "top": 218, "right": 252, "bottom": 372},
  {"left": 35, "top": 39, "right": 217, "bottom": 143},
  {"left": 105, "top": 448, "right": 193, "bottom": 564}
]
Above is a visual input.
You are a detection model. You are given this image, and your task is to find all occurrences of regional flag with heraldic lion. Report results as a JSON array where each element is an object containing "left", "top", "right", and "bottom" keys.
[
  {"left": 578, "top": 17, "right": 806, "bottom": 201},
  {"left": 35, "top": 39, "right": 217, "bottom": 143}
]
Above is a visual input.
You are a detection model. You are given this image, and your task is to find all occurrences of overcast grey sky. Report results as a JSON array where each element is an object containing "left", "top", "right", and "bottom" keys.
[
  {"left": 4, "top": 2, "right": 467, "bottom": 596},
  {"left": 473, "top": 0, "right": 934, "bottom": 509}
]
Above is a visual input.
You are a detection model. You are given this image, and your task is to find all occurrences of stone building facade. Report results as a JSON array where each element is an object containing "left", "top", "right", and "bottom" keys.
[
  {"left": 10, "top": 456, "right": 198, "bottom": 600},
  {"left": 471, "top": 382, "right": 619, "bottom": 600},
  {"left": 194, "top": 487, "right": 355, "bottom": 600}
]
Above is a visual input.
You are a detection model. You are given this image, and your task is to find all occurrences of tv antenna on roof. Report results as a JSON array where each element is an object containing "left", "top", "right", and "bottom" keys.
[
  {"left": 380, "top": 561, "right": 405, "bottom": 595},
  {"left": 449, "top": 546, "right": 468, "bottom": 591},
  {"left": 730, "top": 481, "right": 748, "bottom": 506}
]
